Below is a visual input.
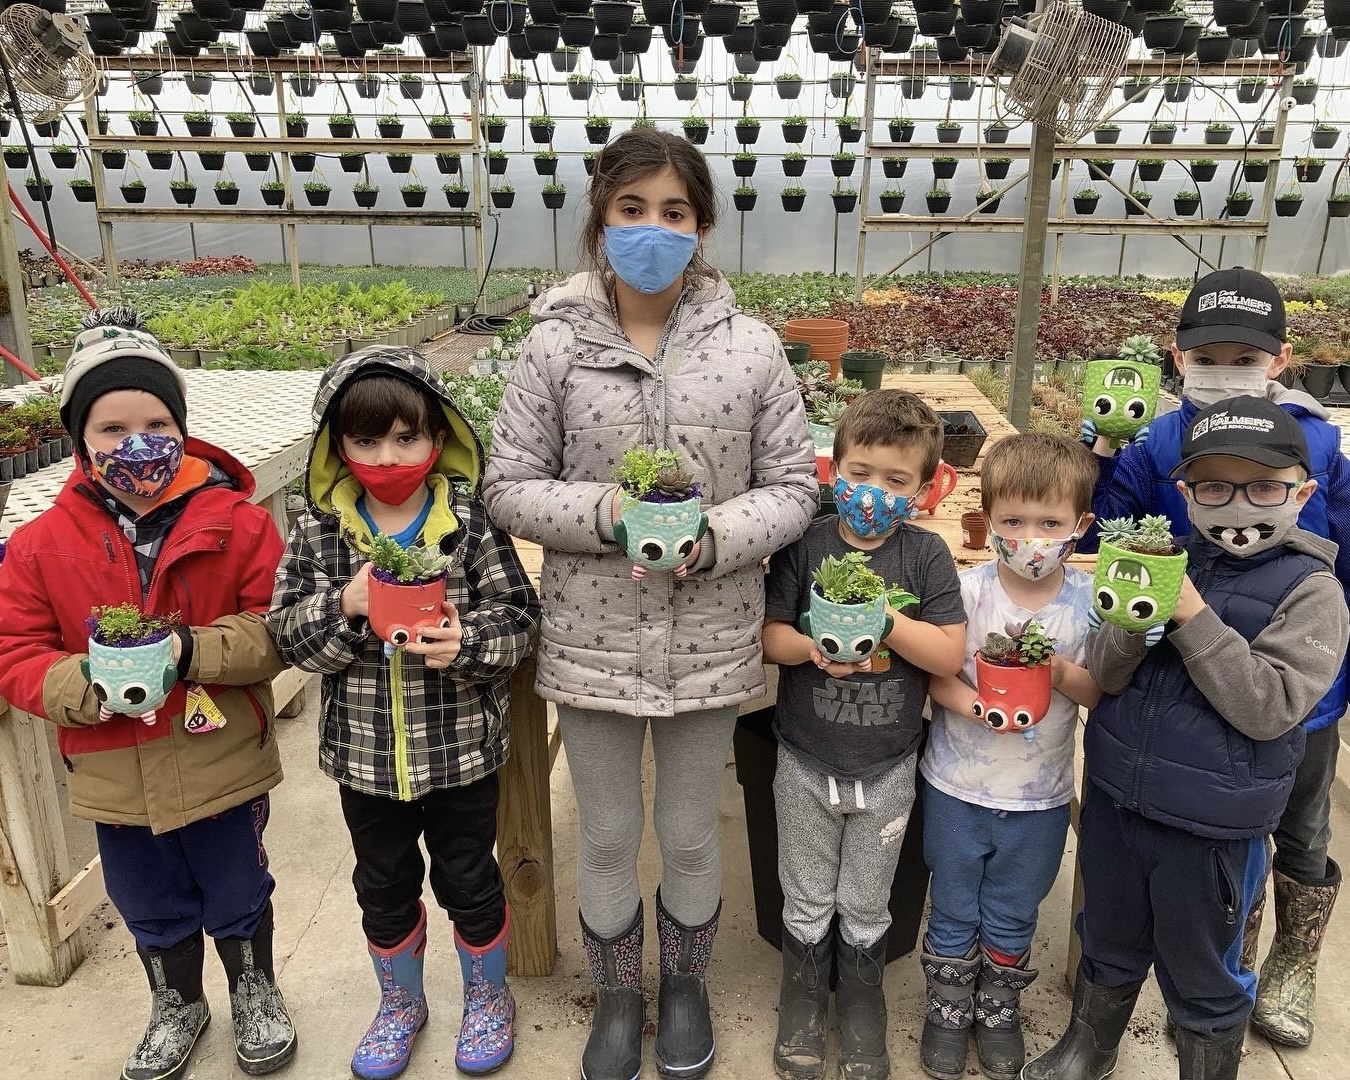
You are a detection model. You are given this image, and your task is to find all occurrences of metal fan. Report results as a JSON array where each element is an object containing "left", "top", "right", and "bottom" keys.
[
  {"left": 986, "top": 2, "right": 1133, "bottom": 142},
  {"left": 0, "top": 4, "right": 98, "bottom": 122}
]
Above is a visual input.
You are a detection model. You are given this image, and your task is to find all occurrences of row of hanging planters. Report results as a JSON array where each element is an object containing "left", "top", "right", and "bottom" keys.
[{"left": 1063, "top": 186, "right": 1319, "bottom": 218}]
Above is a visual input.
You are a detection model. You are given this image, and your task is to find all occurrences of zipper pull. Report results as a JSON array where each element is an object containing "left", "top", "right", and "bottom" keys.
[{"left": 102, "top": 532, "right": 116, "bottom": 563}]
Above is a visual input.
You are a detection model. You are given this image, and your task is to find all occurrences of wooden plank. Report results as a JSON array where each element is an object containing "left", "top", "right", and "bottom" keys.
[
  {"left": 0, "top": 703, "right": 85, "bottom": 985},
  {"left": 46, "top": 855, "right": 104, "bottom": 944},
  {"left": 498, "top": 656, "right": 557, "bottom": 977},
  {"left": 271, "top": 667, "right": 313, "bottom": 714}
]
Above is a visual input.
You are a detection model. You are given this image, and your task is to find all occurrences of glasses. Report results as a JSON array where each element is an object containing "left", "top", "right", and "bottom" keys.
[{"left": 1184, "top": 479, "right": 1303, "bottom": 508}]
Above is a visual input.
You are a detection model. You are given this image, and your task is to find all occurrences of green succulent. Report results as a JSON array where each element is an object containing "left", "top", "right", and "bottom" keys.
[{"left": 811, "top": 551, "right": 887, "bottom": 605}]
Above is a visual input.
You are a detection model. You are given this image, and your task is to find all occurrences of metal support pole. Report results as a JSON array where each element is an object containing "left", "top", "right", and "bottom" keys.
[
  {"left": 738, "top": 210, "right": 744, "bottom": 274},
  {"left": 0, "top": 158, "right": 34, "bottom": 386},
  {"left": 854, "top": 50, "right": 879, "bottom": 299},
  {"left": 1252, "top": 72, "right": 1295, "bottom": 272},
  {"left": 1050, "top": 156, "right": 1071, "bottom": 306},
  {"left": 1007, "top": 121, "right": 1056, "bottom": 432},
  {"left": 367, "top": 225, "right": 375, "bottom": 267},
  {"left": 470, "top": 53, "right": 487, "bottom": 307},
  {"left": 274, "top": 76, "right": 301, "bottom": 290},
  {"left": 84, "top": 97, "right": 119, "bottom": 291}
]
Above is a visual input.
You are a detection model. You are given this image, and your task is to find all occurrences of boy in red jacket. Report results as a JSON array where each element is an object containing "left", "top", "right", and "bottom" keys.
[{"left": 0, "top": 310, "right": 295, "bottom": 1080}]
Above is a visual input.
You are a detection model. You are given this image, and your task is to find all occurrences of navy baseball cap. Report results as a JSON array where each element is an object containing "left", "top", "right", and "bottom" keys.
[
  {"left": 1176, "top": 267, "right": 1286, "bottom": 357},
  {"left": 1170, "top": 395, "right": 1311, "bottom": 477}
]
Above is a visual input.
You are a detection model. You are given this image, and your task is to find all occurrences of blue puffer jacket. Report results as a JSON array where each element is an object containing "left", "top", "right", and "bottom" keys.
[
  {"left": 1083, "top": 389, "right": 1350, "bottom": 731},
  {"left": 1085, "top": 536, "right": 1319, "bottom": 840}
]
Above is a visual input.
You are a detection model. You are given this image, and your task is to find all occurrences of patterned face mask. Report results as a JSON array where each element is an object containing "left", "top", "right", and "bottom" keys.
[
  {"left": 832, "top": 477, "right": 917, "bottom": 538},
  {"left": 1186, "top": 496, "right": 1301, "bottom": 558},
  {"left": 989, "top": 518, "right": 1084, "bottom": 581},
  {"left": 89, "top": 433, "right": 184, "bottom": 501}
]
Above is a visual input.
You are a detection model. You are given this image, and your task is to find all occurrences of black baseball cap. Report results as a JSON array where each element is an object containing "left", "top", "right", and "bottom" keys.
[
  {"left": 1176, "top": 266, "right": 1286, "bottom": 356},
  {"left": 1170, "top": 395, "right": 1311, "bottom": 477}
]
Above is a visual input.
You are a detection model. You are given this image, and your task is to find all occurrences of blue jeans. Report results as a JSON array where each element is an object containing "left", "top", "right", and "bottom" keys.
[
  {"left": 922, "top": 783, "right": 1070, "bottom": 958},
  {"left": 97, "top": 795, "right": 275, "bottom": 950}
]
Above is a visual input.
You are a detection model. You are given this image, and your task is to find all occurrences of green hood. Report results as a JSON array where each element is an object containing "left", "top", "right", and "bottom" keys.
[{"left": 304, "top": 346, "right": 482, "bottom": 548}]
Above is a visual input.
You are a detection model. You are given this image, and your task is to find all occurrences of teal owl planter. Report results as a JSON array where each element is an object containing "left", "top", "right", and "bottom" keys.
[
  {"left": 615, "top": 495, "right": 708, "bottom": 572},
  {"left": 1083, "top": 359, "right": 1161, "bottom": 446},
  {"left": 800, "top": 589, "right": 895, "bottom": 663},
  {"left": 808, "top": 421, "right": 837, "bottom": 449},
  {"left": 82, "top": 634, "right": 177, "bottom": 723},
  {"left": 1093, "top": 517, "right": 1188, "bottom": 632}
]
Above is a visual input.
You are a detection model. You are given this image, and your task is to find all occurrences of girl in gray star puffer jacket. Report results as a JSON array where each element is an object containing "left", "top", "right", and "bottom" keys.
[{"left": 481, "top": 128, "right": 816, "bottom": 1080}]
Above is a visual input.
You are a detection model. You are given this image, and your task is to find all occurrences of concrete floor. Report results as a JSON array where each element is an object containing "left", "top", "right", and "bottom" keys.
[{"left": 2, "top": 686, "right": 1347, "bottom": 1080}]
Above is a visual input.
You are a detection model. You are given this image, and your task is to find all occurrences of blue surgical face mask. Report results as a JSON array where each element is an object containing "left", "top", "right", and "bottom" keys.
[
  {"left": 832, "top": 477, "right": 917, "bottom": 538},
  {"left": 603, "top": 224, "right": 699, "bottom": 294}
]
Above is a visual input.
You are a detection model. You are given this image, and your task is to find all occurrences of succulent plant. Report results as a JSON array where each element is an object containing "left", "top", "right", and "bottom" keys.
[
  {"left": 614, "top": 447, "right": 701, "bottom": 502},
  {"left": 979, "top": 632, "right": 1020, "bottom": 664},
  {"left": 809, "top": 396, "right": 850, "bottom": 427},
  {"left": 1097, "top": 515, "right": 1178, "bottom": 556},
  {"left": 654, "top": 460, "right": 700, "bottom": 500},
  {"left": 368, "top": 533, "right": 456, "bottom": 584},
  {"left": 1117, "top": 334, "right": 1163, "bottom": 366},
  {"left": 88, "top": 604, "right": 178, "bottom": 646},
  {"left": 1014, "top": 620, "right": 1056, "bottom": 666},
  {"left": 811, "top": 551, "right": 888, "bottom": 605}
]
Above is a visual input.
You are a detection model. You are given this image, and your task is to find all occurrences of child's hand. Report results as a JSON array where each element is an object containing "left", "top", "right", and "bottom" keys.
[
  {"left": 1171, "top": 576, "right": 1205, "bottom": 626},
  {"left": 630, "top": 542, "right": 701, "bottom": 581},
  {"left": 809, "top": 648, "right": 872, "bottom": 678},
  {"left": 340, "top": 563, "right": 373, "bottom": 620},
  {"left": 404, "top": 601, "right": 463, "bottom": 669}
]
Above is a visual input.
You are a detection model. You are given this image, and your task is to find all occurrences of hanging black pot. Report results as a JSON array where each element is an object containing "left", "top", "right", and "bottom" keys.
[
  {"left": 1195, "top": 33, "right": 1231, "bottom": 61},
  {"left": 590, "top": 32, "right": 623, "bottom": 57},
  {"left": 351, "top": 19, "right": 382, "bottom": 46},
  {"left": 331, "top": 27, "right": 366, "bottom": 53},
  {"left": 1211, "top": 0, "right": 1259, "bottom": 25},
  {"left": 756, "top": 0, "right": 796, "bottom": 22},
  {"left": 755, "top": 18, "right": 792, "bottom": 46},
  {"left": 1165, "top": 20, "right": 1201, "bottom": 54},
  {"left": 662, "top": 14, "right": 702, "bottom": 44},
  {"left": 561, "top": 14, "right": 595, "bottom": 43},
  {"left": 623, "top": 21, "right": 653, "bottom": 49},
  {"left": 485, "top": 0, "right": 527, "bottom": 31},
  {"left": 935, "top": 35, "right": 968, "bottom": 60},
  {"left": 953, "top": 19, "right": 994, "bottom": 47},
  {"left": 315, "top": 6, "right": 354, "bottom": 30},
  {"left": 642, "top": 0, "right": 674, "bottom": 22},
  {"left": 1141, "top": 14, "right": 1183, "bottom": 48},
  {"left": 1287, "top": 32, "right": 1317, "bottom": 61},
  {"left": 1226, "top": 7, "right": 1266, "bottom": 39},
  {"left": 1319, "top": 30, "right": 1348, "bottom": 57},
  {"left": 886, "top": 20, "right": 915, "bottom": 51},
  {"left": 358, "top": 0, "right": 397, "bottom": 16},
  {"left": 434, "top": 21, "right": 468, "bottom": 48},
  {"left": 507, "top": 31, "right": 539, "bottom": 56},
  {"left": 916, "top": 7, "right": 955, "bottom": 35},
  {"left": 1261, "top": 15, "right": 1307, "bottom": 52},
  {"left": 553, "top": 0, "right": 591, "bottom": 11},
  {"left": 395, "top": 0, "right": 433, "bottom": 30},
  {"left": 726, "top": 24, "right": 756, "bottom": 52},
  {"left": 527, "top": 0, "right": 557, "bottom": 19},
  {"left": 703, "top": 1, "right": 740, "bottom": 34},
  {"left": 526, "top": 22, "right": 560, "bottom": 49},
  {"left": 670, "top": 33, "right": 705, "bottom": 60},
  {"left": 462, "top": 13, "right": 498, "bottom": 41},
  {"left": 370, "top": 19, "right": 405, "bottom": 41},
  {"left": 593, "top": 0, "right": 634, "bottom": 34},
  {"left": 753, "top": 40, "right": 782, "bottom": 58}
]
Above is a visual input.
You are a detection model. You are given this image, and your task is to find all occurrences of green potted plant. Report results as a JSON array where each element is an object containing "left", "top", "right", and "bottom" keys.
[
  {"left": 936, "top": 119, "right": 963, "bottom": 144},
  {"left": 83, "top": 605, "right": 180, "bottom": 723},
  {"left": 682, "top": 115, "right": 709, "bottom": 144},
  {"left": 781, "top": 184, "right": 806, "bottom": 211},
  {"left": 68, "top": 176, "right": 94, "bottom": 203},
  {"left": 976, "top": 186, "right": 1001, "bottom": 213},
  {"left": 1275, "top": 190, "right": 1303, "bottom": 217},
  {"left": 733, "top": 184, "right": 757, "bottom": 211},
  {"left": 882, "top": 155, "right": 907, "bottom": 179},
  {"left": 1204, "top": 121, "right": 1233, "bottom": 144},
  {"left": 1242, "top": 159, "right": 1271, "bottom": 183},
  {"left": 1125, "top": 188, "right": 1153, "bottom": 216},
  {"left": 399, "top": 72, "right": 425, "bottom": 100},
  {"left": 585, "top": 114, "right": 612, "bottom": 145},
  {"left": 972, "top": 620, "right": 1056, "bottom": 736},
  {"left": 727, "top": 73, "right": 753, "bottom": 101},
  {"left": 528, "top": 114, "right": 555, "bottom": 144},
  {"left": 183, "top": 110, "right": 213, "bottom": 137},
  {"left": 932, "top": 156, "right": 958, "bottom": 180},
  {"left": 213, "top": 178, "right": 239, "bottom": 205},
  {"left": 435, "top": 152, "right": 461, "bottom": 175},
  {"left": 168, "top": 178, "right": 197, "bottom": 206},
  {"left": 890, "top": 116, "right": 916, "bottom": 142},
  {"left": 984, "top": 157, "right": 1012, "bottom": 180},
  {"left": 2, "top": 144, "right": 27, "bottom": 168},
  {"left": 983, "top": 118, "right": 1009, "bottom": 144},
  {"left": 533, "top": 149, "right": 558, "bottom": 176},
  {"left": 775, "top": 71, "right": 803, "bottom": 99},
  {"left": 832, "top": 187, "right": 858, "bottom": 213},
  {"left": 1329, "top": 192, "right": 1350, "bottom": 219},
  {"left": 378, "top": 113, "right": 404, "bottom": 139},
  {"left": 926, "top": 186, "right": 952, "bottom": 213},
  {"left": 675, "top": 74, "right": 700, "bottom": 102},
  {"left": 781, "top": 114, "right": 808, "bottom": 143},
  {"left": 612, "top": 447, "right": 706, "bottom": 574},
  {"left": 1173, "top": 189, "right": 1200, "bottom": 216},
  {"left": 800, "top": 551, "right": 915, "bottom": 663},
  {"left": 388, "top": 152, "right": 413, "bottom": 174},
  {"left": 830, "top": 150, "right": 856, "bottom": 178},
  {"left": 1312, "top": 123, "right": 1340, "bottom": 150},
  {"left": 835, "top": 115, "right": 863, "bottom": 143},
  {"left": 101, "top": 148, "right": 127, "bottom": 170},
  {"left": 1087, "top": 157, "right": 1115, "bottom": 178},
  {"left": 400, "top": 182, "right": 427, "bottom": 208},
  {"left": 354, "top": 182, "right": 379, "bottom": 208},
  {"left": 1296, "top": 157, "right": 1325, "bottom": 183},
  {"left": 128, "top": 110, "right": 158, "bottom": 136},
  {"left": 1147, "top": 120, "right": 1177, "bottom": 144},
  {"left": 1093, "top": 122, "right": 1120, "bottom": 145},
  {"left": 120, "top": 178, "right": 147, "bottom": 203},
  {"left": 501, "top": 71, "right": 529, "bottom": 100},
  {"left": 1292, "top": 77, "right": 1318, "bottom": 105},
  {"left": 487, "top": 148, "right": 508, "bottom": 175},
  {"left": 1084, "top": 336, "right": 1162, "bottom": 446},
  {"left": 303, "top": 179, "right": 331, "bottom": 206},
  {"left": 366, "top": 534, "right": 456, "bottom": 650},
  {"left": 619, "top": 74, "right": 645, "bottom": 102},
  {"left": 1226, "top": 188, "right": 1254, "bottom": 217},
  {"left": 567, "top": 72, "right": 595, "bottom": 100},
  {"left": 1236, "top": 75, "right": 1266, "bottom": 103},
  {"left": 327, "top": 113, "right": 356, "bottom": 138},
  {"left": 1074, "top": 187, "right": 1101, "bottom": 214},
  {"left": 285, "top": 112, "right": 308, "bottom": 138},
  {"left": 261, "top": 179, "right": 286, "bottom": 206},
  {"left": 443, "top": 182, "right": 468, "bottom": 208},
  {"left": 782, "top": 150, "right": 806, "bottom": 177},
  {"left": 483, "top": 115, "right": 507, "bottom": 143},
  {"left": 1093, "top": 516, "right": 1186, "bottom": 633},
  {"left": 1191, "top": 158, "right": 1218, "bottom": 182},
  {"left": 1138, "top": 157, "right": 1165, "bottom": 182},
  {"left": 735, "top": 116, "right": 762, "bottom": 145},
  {"left": 490, "top": 184, "right": 515, "bottom": 209},
  {"left": 879, "top": 186, "right": 906, "bottom": 213},
  {"left": 542, "top": 181, "right": 567, "bottom": 209},
  {"left": 341, "top": 150, "right": 366, "bottom": 174},
  {"left": 227, "top": 111, "right": 257, "bottom": 137}
]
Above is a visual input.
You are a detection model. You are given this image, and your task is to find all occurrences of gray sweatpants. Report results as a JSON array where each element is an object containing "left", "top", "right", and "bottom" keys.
[
  {"left": 557, "top": 703, "right": 739, "bottom": 938},
  {"left": 774, "top": 745, "right": 918, "bottom": 949}
]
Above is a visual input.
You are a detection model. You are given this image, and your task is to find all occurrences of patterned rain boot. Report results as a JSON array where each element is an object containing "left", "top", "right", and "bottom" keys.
[
  {"left": 919, "top": 942, "right": 979, "bottom": 1080},
  {"left": 835, "top": 930, "right": 890, "bottom": 1080},
  {"left": 1175, "top": 1023, "right": 1245, "bottom": 1080},
  {"left": 580, "top": 903, "right": 645, "bottom": 1080},
  {"left": 214, "top": 901, "right": 298, "bottom": 1074},
  {"left": 973, "top": 947, "right": 1037, "bottom": 1080},
  {"left": 453, "top": 906, "right": 516, "bottom": 1074},
  {"left": 773, "top": 924, "right": 832, "bottom": 1080},
  {"left": 1251, "top": 858, "right": 1341, "bottom": 1047},
  {"left": 351, "top": 902, "right": 430, "bottom": 1080},
  {"left": 655, "top": 890, "right": 720, "bottom": 1080},
  {"left": 123, "top": 929, "right": 211, "bottom": 1080},
  {"left": 1020, "top": 965, "right": 1141, "bottom": 1080}
]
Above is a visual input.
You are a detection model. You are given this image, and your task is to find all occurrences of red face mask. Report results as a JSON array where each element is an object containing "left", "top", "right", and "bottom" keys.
[{"left": 342, "top": 447, "right": 439, "bottom": 506}]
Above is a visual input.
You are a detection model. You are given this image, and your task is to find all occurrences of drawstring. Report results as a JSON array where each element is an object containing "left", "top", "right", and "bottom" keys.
[
  {"left": 826, "top": 776, "right": 867, "bottom": 810},
  {"left": 828, "top": 776, "right": 840, "bottom": 806}
]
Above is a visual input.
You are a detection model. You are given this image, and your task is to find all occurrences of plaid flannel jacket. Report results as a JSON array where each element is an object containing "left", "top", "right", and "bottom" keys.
[{"left": 268, "top": 486, "right": 540, "bottom": 801}]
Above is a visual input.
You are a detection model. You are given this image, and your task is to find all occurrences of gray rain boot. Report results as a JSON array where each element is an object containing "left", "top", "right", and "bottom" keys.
[
  {"left": 835, "top": 930, "right": 890, "bottom": 1080},
  {"left": 774, "top": 925, "right": 832, "bottom": 1080},
  {"left": 123, "top": 929, "right": 211, "bottom": 1080},
  {"left": 919, "top": 943, "right": 979, "bottom": 1080},
  {"left": 1175, "top": 1023, "right": 1244, "bottom": 1080},
  {"left": 1019, "top": 966, "right": 1141, "bottom": 1080},
  {"left": 973, "top": 948, "right": 1037, "bottom": 1080},
  {"left": 214, "top": 901, "right": 298, "bottom": 1075},
  {"left": 580, "top": 904, "right": 645, "bottom": 1080},
  {"left": 655, "top": 890, "right": 720, "bottom": 1079},
  {"left": 1251, "top": 858, "right": 1341, "bottom": 1047}
]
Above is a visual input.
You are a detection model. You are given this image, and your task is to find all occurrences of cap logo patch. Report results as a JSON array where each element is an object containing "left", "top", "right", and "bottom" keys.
[
  {"left": 1209, "top": 289, "right": 1273, "bottom": 317},
  {"left": 1196, "top": 409, "right": 1275, "bottom": 440},
  {"left": 1197, "top": 290, "right": 1217, "bottom": 313}
]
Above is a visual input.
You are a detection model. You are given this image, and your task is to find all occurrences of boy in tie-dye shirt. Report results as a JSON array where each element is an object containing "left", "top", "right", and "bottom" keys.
[{"left": 917, "top": 434, "right": 1101, "bottom": 1080}]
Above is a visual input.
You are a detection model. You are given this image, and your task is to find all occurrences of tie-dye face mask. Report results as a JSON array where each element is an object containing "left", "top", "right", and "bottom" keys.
[
  {"left": 831, "top": 477, "right": 917, "bottom": 538},
  {"left": 89, "top": 433, "right": 184, "bottom": 501}
]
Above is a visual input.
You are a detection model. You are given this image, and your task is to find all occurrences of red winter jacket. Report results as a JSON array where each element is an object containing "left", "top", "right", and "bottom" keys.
[{"left": 0, "top": 439, "right": 287, "bottom": 833}]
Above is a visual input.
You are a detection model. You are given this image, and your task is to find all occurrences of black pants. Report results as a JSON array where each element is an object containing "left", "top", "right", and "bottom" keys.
[
  {"left": 339, "top": 775, "right": 505, "bottom": 949},
  {"left": 1077, "top": 783, "right": 1266, "bottom": 1037},
  {"left": 1273, "top": 718, "right": 1339, "bottom": 884}
]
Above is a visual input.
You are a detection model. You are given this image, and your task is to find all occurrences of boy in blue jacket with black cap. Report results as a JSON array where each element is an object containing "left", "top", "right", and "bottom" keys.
[
  {"left": 1079, "top": 268, "right": 1350, "bottom": 1047},
  {"left": 1027, "top": 396, "right": 1348, "bottom": 1080}
]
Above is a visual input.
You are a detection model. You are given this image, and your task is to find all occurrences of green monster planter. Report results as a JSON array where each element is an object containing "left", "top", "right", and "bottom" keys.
[
  {"left": 82, "top": 605, "right": 179, "bottom": 724},
  {"left": 1093, "top": 516, "right": 1188, "bottom": 632},
  {"left": 612, "top": 447, "right": 708, "bottom": 574},
  {"left": 1083, "top": 358, "right": 1161, "bottom": 447},
  {"left": 799, "top": 551, "right": 917, "bottom": 663}
]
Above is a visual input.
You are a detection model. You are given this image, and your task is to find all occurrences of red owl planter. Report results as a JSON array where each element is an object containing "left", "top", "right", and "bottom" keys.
[
  {"left": 972, "top": 655, "right": 1053, "bottom": 734},
  {"left": 368, "top": 573, "right": 450, "bottom": 647}
]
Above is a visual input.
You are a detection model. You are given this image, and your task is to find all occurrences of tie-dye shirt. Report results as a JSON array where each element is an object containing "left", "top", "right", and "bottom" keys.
[{"left": 920, "top": 560, "right": 1094, "bottom": 811}]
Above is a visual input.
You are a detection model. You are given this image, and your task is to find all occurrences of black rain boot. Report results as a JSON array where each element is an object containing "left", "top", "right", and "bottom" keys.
[
  {"left": 1020, "top": 965, "right": 1141, "bottom": 1080},
  {"left": 1175, "top": 1023, "right": 1244, "bottom": 1080},
  {"left": 214, "top": 901, "right": 298, "bottom": 1075},
  {"left": 655, "top": 890, "right": 719, "bottom": 1079},
  {"left": 973, "top": 947, "right": 1037, "bottom": 1080},
  {"left": 123, "top": 929, "right": 211, "bottom": 1080},
  {"left": 580, "top": 904, "right": 645, "bottom": 1080},
  {"left": 835, "top": 930, "right": 890, "bottom": 1080},
  {"left": 919, "top": 942, "right": 979, "bottom": 1080},
  {"left": 774, "top": 925, "right": 831, "bottom": 1080}
]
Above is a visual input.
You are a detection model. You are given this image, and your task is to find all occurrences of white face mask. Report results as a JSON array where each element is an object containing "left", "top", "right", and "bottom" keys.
[
  {"left": 1182, "top": 366, "right": 1270, "bottom": 408},
  {"left": 989, "top": 517, "right": 1083, "bottom": 581},
  {"left": 1186, "top": 494, "right": 1301, "bottom": 558}
]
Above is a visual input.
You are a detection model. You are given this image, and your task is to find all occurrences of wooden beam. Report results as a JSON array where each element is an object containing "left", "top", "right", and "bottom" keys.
[
  {"left": 859, "top": 216, "right": 1268, "bottom": 236},
  {"left": 97, "top": 207, "right": 481, "bottom": 227},
  {"left": 0, "top": 703, "right": 85, "bottom": 985},
  {"left": 271, "top": 667, "right": 313, "bottom": 715},
  {"left": 864, "top": 142, "right": 1282, "bottom": 160},
  {"left": 498, "top": 656, "right": 557, "bottom": 977},
  {"left": 45, "top": 855, "right": 104, "bottom": 944}
]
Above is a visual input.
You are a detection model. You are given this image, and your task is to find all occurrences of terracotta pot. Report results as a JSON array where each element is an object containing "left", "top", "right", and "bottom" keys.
[
  {"left": 1093, "top": 541, "right": 1188, "bottom": 633},
  {"left": 784, "top": 317, "right": 850, "bottom": 377},
  {"left": 84, "top": 634, "right": 176, "bottom": 721},
  {"left": 815, "top": 452, "right": 833, "bottom": 485},
  {"left": 1083, "top": 359, "right": 1161, "bottom": 446},
  {"left": 615, "top": 495, "right": 706, "bottom": 571},
  {"left": 914, "top": 461, "right": 958, "bottom": 516},
  {"left": 368, "top": 574, "right": 450, "bottom": 646},
  {"left": 800, "top": 587, "right": 894, "bottom": 663},
  {"left": 961, "top": 511, "right": 987, "bottom": 550},
  {"left": 973, "top": 654, "right": 1052, "bottom": 733}
]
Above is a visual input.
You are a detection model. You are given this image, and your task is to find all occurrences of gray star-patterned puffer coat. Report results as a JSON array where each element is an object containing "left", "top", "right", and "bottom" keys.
[{"left": 482, "top": 271, "right": 817, "bottom": 717}]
